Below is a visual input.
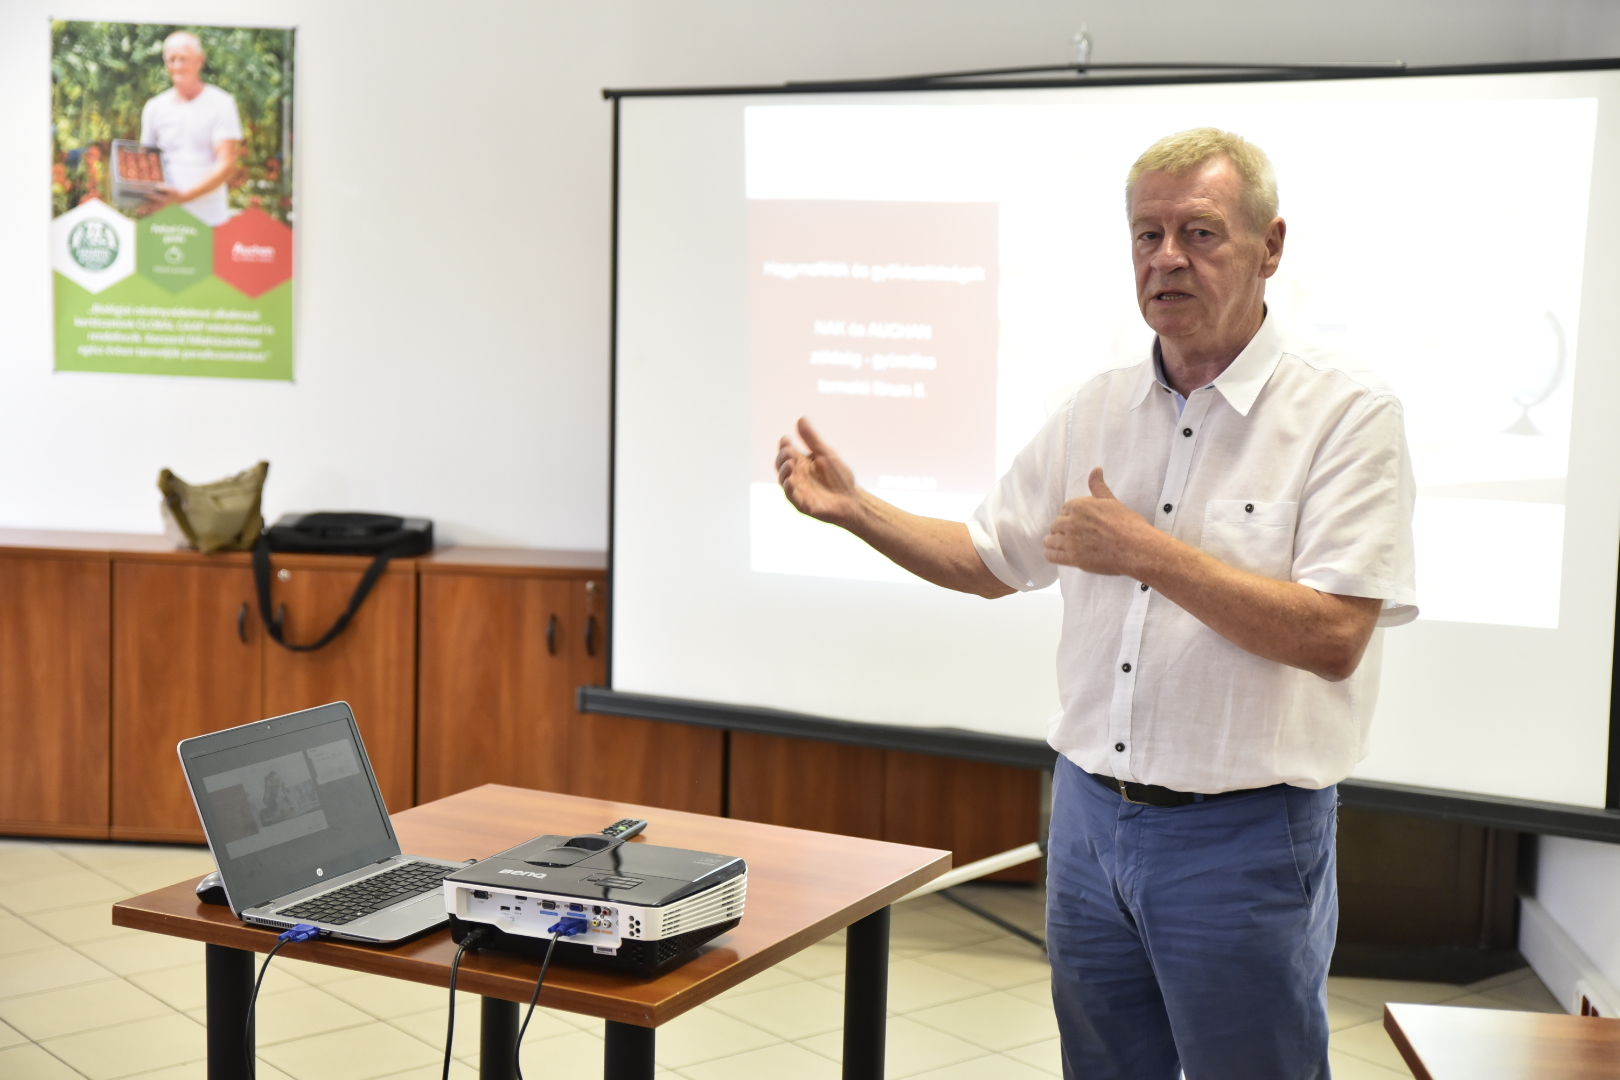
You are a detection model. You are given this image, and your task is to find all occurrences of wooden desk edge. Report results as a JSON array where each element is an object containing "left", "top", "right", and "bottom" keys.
[
  {"left": 1382, "top": 1004, "right": 1437, "bottom": 1080},
  {"left": 113, "top": 851, "right": 951, "bottom": 1027}
]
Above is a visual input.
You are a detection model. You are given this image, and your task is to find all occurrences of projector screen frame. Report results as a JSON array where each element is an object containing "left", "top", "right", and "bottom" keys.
[{"left": 594, "top": 56, "right": 1620, "bottom": 844}]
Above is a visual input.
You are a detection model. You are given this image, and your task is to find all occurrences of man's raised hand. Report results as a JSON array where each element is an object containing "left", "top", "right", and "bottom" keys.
[
  {"left": 776, "top": 418, "right": 862, "bottom": 527},
  {"left": 1043, "top": 467, "right": 1160, "bottom": 576}
]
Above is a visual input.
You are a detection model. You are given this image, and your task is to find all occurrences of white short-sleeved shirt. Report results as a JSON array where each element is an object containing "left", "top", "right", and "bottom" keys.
[
  {"left": 141, "top": 84, "right": 244, "bottom": 226},
  {"left": 969, "top": 314, "right": 1417, "bottom": 793}
]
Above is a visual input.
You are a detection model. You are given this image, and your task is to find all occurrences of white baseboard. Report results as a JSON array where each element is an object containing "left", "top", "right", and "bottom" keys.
[{"left": 1518, "top": 893, "right": 1620, "bottom": 1017}]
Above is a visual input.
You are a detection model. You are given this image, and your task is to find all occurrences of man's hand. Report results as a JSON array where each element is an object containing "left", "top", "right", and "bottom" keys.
[
  {"left": 1044, "top": 468, "right": 1162, "bottom": 576},
  {"left": 137, "top": 185, "right": 182, "bottom": 216},
  {"left": 777, "top": 418, "right": 862, "bottom": 528}
]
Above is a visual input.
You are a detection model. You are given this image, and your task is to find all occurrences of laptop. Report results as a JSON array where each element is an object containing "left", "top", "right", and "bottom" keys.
[{"left": 178, "top": 701, "right": 467, "bottom": 944}]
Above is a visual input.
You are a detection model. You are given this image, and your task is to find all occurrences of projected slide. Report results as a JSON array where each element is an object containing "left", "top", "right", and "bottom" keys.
[{"left": 744, "top": 99, "right": 1597, "bottom": 628}]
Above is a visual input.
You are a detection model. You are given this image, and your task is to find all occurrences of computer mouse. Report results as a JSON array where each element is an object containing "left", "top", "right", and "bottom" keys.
[{"left": 196, "top": 870, "right": 228, "bottom": 906}]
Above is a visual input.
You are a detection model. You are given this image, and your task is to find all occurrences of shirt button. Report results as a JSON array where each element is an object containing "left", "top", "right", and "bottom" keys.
[
  {"left": 1162, "top": 503, "right": 1172, "bottom": 513},
  {"left": 1245, "top": 503, "right": 1255, "bottom": 513},
  {"left": 1114, "top": 742, "right": 1125, "bottom": 752},
  {"left": 1182, "top": 428, "right": 1192, "bottom": 437},
  {"left": 1121, "top": 662, "right": 1132, "bottom": 673},
  {"left": 1139, "top": 582, "right": 1148, "bottom": 591}
]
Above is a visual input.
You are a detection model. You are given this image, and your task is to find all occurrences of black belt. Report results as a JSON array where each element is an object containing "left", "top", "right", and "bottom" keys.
[{"left": 1087, "top": 769, "right": 1273, "bottom": 807}]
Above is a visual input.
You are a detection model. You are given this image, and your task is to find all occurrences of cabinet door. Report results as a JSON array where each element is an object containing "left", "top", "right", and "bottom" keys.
[
  {"left": 417, "top": 572, "right": 575, "bottom": 802},
  {"left": 883, "top": 752, "right": 1041, "bottom": 881},
  {"left": 0, "top": 555, "right": 111, "bottom": 837},
  {"left": 728, "top": 732, "right": 885, "bottom": 838},
  {"left": 112, "top": 562, "right": 261, "bottom": 841},
  {"left": 568, "top": 578, "right": 726, "bottom": 815},
  {"left": 260, "top": 561, "right": 417, "bottom": 811}
]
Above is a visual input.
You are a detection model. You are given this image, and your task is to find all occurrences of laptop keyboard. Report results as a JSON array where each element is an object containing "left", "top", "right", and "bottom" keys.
[{"left": 278, "top": 862, "right": 454, "bottom": 925}]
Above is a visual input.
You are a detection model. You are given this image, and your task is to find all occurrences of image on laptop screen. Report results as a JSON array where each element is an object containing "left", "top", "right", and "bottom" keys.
[{"left": 186, "top": 709, "right": 397, "bottom": 910}]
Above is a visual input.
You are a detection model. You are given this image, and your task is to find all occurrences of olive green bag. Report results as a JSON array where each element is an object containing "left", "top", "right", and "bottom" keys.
[{"left": 158, "top": 461, "right": 269, "bottom": 553}]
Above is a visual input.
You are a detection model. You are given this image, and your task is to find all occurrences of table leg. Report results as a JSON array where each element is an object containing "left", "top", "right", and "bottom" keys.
[
  {"left": 842, "top": 905, "right": 890, "bottom": 1080},
  {"left": 206, "top": 943, "right": 254, "bottom": 1080},
  {"left": 603, "top": 1019, "right": 655, "bottom": 1079},
  {"left": 481, "top": 997, "right": 519, "bottom": 1080}
]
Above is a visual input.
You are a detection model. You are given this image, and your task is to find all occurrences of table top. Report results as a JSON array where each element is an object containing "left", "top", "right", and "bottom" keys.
[
  {"left": 1384, "top": 1002, "right": 1620, "bottom": 1080},
  {"left": 111, "top": 784, "right": 950, "bottom": 1026}
]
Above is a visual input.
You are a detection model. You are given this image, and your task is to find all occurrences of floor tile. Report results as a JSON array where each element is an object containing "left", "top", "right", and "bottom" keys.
[
  {"left": 908, "top": 991, "right": 1058, "bottom": 1053},
  {"left": 276, "top": 958, "right": 369, "bottom": 987},
  {"left": 75, "top": 932, "right": 202, "bottom": 976},
  {"left": 0, "top": 869, "right": 131, "bottom": 916},
  {"left": 52, "top": 843, "right": 206, "bottom": 874},
  {"left": 904, "top": 1053, "right": 1055, "bottom": 1079},
  {"left": 889, "top": 910, "right": 998, "bottom": 956},
  {"left": 1327, "top": 992, "right": 1382, "bottom": 1032},
  {"left": 798, "top": 1015, "right": 989, "bottom": 1078},
  {"left": 130, "top": 963, "right": 320, "bottom": 1014},
  {"left": 712, "top": 964, "right": 803, "bottom": 1001},
  {"left": 1326, "top": 977, "right": 1463, "bottom": 1010},
  {"left": 26, "top": 902, "right": 141, "bottom": 946},
  {"left": 1478, "top": 975, "right": 1563, "bottom": 1013},
  {"left": 0, "top": 913, "right": 59, "bottom": 957},
  {"left": 257, "top": 1020, "right": 442, "bottom": 1080},
  {"left": 1328, "top": 1047, "right": 1412, "bottom": 1078},
  {"left": 42, "top": 1011, "right": 205, "bottom": 1080},
  {"left": 1001, "top": 1036, "right": 1062, "bottom": 1076},
  {"left": 0, "top": 976, "right": 173, "bottom": 1040},
  {"left": 774, "top": 941, "right": 845, "bottom": 981},
  {"left": 1005, "top": 981, "right": 1057, "bottom": 1008},
  {"left": 912, "top": 940, "right": 1050, "bottom": 991},
  {"left": 1331, "top": 1019, "right": 1414, "bottom": 1073},
  {"left": 0, "top": 1041, "right": 85, "bottom": 1080},
  {"left": 709, "top": 979, "right": 846, "bottom": 1040},
  {"left": 0, "top": 944, "right": 114, "bottom": 999},
  {"left": 383, "top": 995, "right": 508, "bottom": 1056},
  {"left": 515, "top": 1029, "right": 603, "bottom": 1077},
  {"left": 368, "top": 1062, "right": 477, "bottom": 1080},
  {"left": 826, "top": 958, "right": 988, "bottom": 1013},
  {"left": 92, "top": 857, "right": 215, "bottom": 898},
  {"left": 677, "top": 1041, "right": 841, "bottom": 1080},
  {"left": 655, "top": 1004, "right": 779, "bottom": 1068},
  {"left": 320, "top": 972, "right": 474, "bottom": 1021},
  {"left": 0, "top": 1017, "right": 26, "bottom": 1049},
  {"left": 0, "top": 843, "right": 83, "bottom": 886},
  {"left": 249, "top": 985, "right": 376, "bottom": 1045}
]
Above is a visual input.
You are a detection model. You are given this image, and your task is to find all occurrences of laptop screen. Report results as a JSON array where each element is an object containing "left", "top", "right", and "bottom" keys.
[{"left": 181, "top": 703, "right": 400, "bottom": 911}]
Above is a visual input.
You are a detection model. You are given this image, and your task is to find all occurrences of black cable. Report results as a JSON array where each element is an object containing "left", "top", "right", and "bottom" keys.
[
  {"left": 443, "top": 929, "right": 489, "bottom": 1080},
  {"left": 244, "top": 938, "right": 290, "bottom": 1080},
  {"left": 513, "top": 932, "right": 562, "bottom": 1080}
]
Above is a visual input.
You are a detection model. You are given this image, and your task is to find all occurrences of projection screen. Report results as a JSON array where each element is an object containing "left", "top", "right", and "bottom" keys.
[{"left": 604, "top": 62, "right": 1620, "bottom": 826}]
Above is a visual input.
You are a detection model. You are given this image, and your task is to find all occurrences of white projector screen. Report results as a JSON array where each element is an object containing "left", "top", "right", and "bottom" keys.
[{"left": 611, "top": 66, "right": 1620, "bottom": 810}]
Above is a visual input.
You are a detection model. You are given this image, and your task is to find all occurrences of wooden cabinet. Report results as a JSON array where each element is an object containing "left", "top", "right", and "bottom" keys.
[
  {"left": 111, "top": 560, "right": 262, "bottom": 842},
  {"left": 417, "top": 565, "right": 578, "bottom": 802},
  {"left": 728, "top": 732, "right": 1042, "bottom": 880},
  {"left": 0, "top": 552, "right": 111, "bottom": 838},
  {"left": 259, "top": 557, "right": 417, "bottom": 812}
]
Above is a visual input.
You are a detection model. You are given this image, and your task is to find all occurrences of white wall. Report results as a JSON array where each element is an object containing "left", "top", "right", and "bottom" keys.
[
  {"left": 3, "top": 0, "right": 1618, "bottom": 548},
  {"left": 1526, "top": 836, "right": 1620, "bottom": 1013}
]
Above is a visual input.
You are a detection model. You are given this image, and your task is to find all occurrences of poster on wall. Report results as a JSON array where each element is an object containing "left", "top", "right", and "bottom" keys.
[{"left": 50, "top": 21, "right": 295, "bottom": 380}]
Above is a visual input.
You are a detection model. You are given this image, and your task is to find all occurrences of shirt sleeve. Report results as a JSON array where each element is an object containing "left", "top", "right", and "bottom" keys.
[
  {"left": 1292, "top": 389, "right": 1418, "bottom": 626},
  {"left": 211, "top": 89, "right": 245, "bottom": 144},
  {"left": 968, "top": 397, "right": 1071, "bottom": 592}
]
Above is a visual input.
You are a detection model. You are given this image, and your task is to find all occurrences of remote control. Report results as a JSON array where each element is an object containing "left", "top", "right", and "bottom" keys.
[{"left": 601, "top": 818, "right": 648, "bottom": 840}]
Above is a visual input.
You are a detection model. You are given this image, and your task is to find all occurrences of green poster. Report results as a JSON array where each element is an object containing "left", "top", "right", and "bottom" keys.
[{"left": 50, "top": 21, "right": 296, "bottom": 380}]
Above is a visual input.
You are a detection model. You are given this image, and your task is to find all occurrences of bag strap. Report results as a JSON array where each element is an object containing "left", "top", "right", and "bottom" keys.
[{"left": 252, "top": 534, "right": 409, "bottom": 652}]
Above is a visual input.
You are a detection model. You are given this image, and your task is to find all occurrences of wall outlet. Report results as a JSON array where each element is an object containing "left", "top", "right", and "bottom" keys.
[{"left": 1574, "top": 979, "right": 1614, "bottom": 1017}]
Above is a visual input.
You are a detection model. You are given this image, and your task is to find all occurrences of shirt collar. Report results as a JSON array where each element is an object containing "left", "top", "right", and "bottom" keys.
[{"left": 1129, "top": 311, "right": 1286, "bottom": 418}]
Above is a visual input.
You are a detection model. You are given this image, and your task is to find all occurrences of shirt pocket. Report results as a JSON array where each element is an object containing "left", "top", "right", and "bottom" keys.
[{"left": 1200, "top": 499, "right": 1299, "bottom": 580}]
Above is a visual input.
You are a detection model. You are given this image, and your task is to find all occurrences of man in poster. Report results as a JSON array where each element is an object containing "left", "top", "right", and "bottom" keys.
[{"left": 139, "top": 30, "right": 242, "bottom": 226}]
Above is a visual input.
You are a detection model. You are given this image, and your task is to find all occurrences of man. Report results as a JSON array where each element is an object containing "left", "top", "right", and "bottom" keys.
[
  {"left": 775, "top": 128, "right": 1416, "bottom": 1079},
  {"left": 139, "top": 30, "right": 242, "bottom": 226}
]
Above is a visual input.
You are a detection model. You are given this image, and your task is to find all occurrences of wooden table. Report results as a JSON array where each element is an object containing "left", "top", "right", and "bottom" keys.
[
  {"left": 1385, "top": 1002, "right": 1620, "bottom": 1079},
  {"left": 112, "top": 784, "right": 950, "bottom": 1080}
]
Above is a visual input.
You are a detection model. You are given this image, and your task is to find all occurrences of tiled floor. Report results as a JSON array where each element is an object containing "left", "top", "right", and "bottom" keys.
[{"left": 0, "top": 837, "right": 1563, "bottom": 1080}]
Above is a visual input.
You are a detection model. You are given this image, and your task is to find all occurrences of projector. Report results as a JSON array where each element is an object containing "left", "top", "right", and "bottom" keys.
[{"left": 442, "top": 831, "right": 746, "bottom": 975}]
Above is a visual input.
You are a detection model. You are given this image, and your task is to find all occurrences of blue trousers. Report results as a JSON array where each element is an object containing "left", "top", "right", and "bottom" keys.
[{"left": 1046, "top": 756, "right": 1338, "bottom": 1080}]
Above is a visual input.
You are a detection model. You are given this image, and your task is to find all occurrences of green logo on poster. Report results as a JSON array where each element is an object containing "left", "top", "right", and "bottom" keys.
[{"left": 68, "top": 219, "right": 120, "bottom": 271}]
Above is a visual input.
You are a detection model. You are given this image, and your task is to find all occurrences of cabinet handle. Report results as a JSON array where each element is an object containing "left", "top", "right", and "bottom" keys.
[
  {"left": 238, "top": 603, "right": 248, "bottom": 643},
  {"left": 586, "top": 614, "right": 598, "bottom": 657},
  {"left": 546, "top": 614, "right": 558, "bottom": 656}
]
